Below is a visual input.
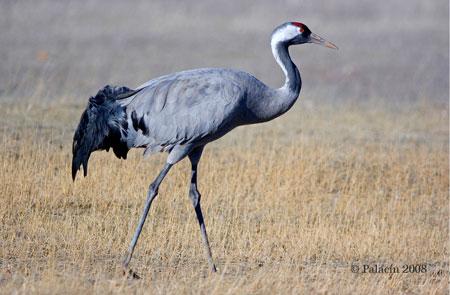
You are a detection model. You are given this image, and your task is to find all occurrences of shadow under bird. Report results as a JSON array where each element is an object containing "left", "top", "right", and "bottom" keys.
[{"left": 72, "top": 21, "right": 337, "bottom": 274}]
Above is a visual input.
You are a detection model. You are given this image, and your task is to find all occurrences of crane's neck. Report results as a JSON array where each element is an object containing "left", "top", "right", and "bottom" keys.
[
  {"left": 248, "top": 39, "right": 301, "bottom": 122},
  {"left": 271, "top": 40, "right": 301, "bottom": 96},
  {"left": 245, "top": 40, "right": 301, "bottom": 124}
]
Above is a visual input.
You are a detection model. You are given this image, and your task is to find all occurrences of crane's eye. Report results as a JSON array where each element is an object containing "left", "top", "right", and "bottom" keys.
[{"left": 291, "top": 22, "right": 306, "bottom": 34}]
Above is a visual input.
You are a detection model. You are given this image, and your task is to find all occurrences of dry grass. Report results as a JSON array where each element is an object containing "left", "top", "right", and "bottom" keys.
[{"left": 0, "top": 101, "right": 448, "bottom": 294}]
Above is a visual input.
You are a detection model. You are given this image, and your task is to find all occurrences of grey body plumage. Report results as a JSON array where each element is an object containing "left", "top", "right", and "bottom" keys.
[
  {"left": 72, "top": 22, "right": 337, "bottom": 274},
  {"left": 120, "top": 68, "right": 292, "bottom": 162}
]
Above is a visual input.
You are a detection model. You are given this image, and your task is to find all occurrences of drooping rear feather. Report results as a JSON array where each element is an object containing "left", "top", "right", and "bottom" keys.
[{"left": 72, "top": 85, "right": 142, "bottom": 180}]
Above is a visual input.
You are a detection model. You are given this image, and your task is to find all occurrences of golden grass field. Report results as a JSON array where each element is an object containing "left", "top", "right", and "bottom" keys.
[
  {"left": 0, "top": 100, "right": 448, "bottom": 294},
  {"left": 0, "top": 0, "right": 449, "bottom": 293}
]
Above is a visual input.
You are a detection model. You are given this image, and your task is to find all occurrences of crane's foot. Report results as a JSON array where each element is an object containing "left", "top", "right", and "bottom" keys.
[
  {"left": 121, "top": 252, "right": 140, "bottom": 279},
  {"left": 211, "top": 264, "right": 217, "bottom": 273},
  {"left": 123, "top": 268, "right": 141, "bottom": 280}
]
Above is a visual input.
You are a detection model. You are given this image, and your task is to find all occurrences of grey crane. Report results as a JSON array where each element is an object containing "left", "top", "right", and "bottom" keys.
[{"left": 72, "top": 21, "right": 337, "bottom": 274}]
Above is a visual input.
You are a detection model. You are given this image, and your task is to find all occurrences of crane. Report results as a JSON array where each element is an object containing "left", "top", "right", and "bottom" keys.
[{"left": 72, "top": 21, "right": 337, "bottom": 274}]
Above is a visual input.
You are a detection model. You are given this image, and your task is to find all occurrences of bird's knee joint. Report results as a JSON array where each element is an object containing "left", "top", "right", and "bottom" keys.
[
  {"left": 148, "top": 183, "right": 158, "bottom": 197},
  {"left": 189, "top": 188, "right": 201, "bottom": 207}
]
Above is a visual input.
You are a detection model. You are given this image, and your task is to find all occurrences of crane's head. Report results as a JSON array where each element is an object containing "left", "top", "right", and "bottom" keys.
[{"left": 271, "top": 22, "right": 338, "bottom": 49}]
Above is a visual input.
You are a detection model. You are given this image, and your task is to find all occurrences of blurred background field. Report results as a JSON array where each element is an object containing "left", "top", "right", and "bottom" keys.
[
  {"left": 0, "top": 0, "right": 448, "bottom": 294},
  {"left": 1, "top": 0, "right": 448, "bottom": 104}
]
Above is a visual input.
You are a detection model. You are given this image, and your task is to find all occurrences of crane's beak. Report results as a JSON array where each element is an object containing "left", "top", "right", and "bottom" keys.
[{"left": 309, "top": 32, "right": 338, "bottom": 50}]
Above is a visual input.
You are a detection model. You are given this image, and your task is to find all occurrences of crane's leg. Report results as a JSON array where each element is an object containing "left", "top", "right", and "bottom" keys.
[
  {"left": 188, "top": 146, "right": 217, "bottom": 273},
  {"left": 123, "top": 163, "right": 172, "bottom": 270}
]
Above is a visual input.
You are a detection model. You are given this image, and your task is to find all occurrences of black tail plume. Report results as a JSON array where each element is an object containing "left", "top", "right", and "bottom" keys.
[{"left": 72, "top": 85, "right": 141, "bottom": 180}]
